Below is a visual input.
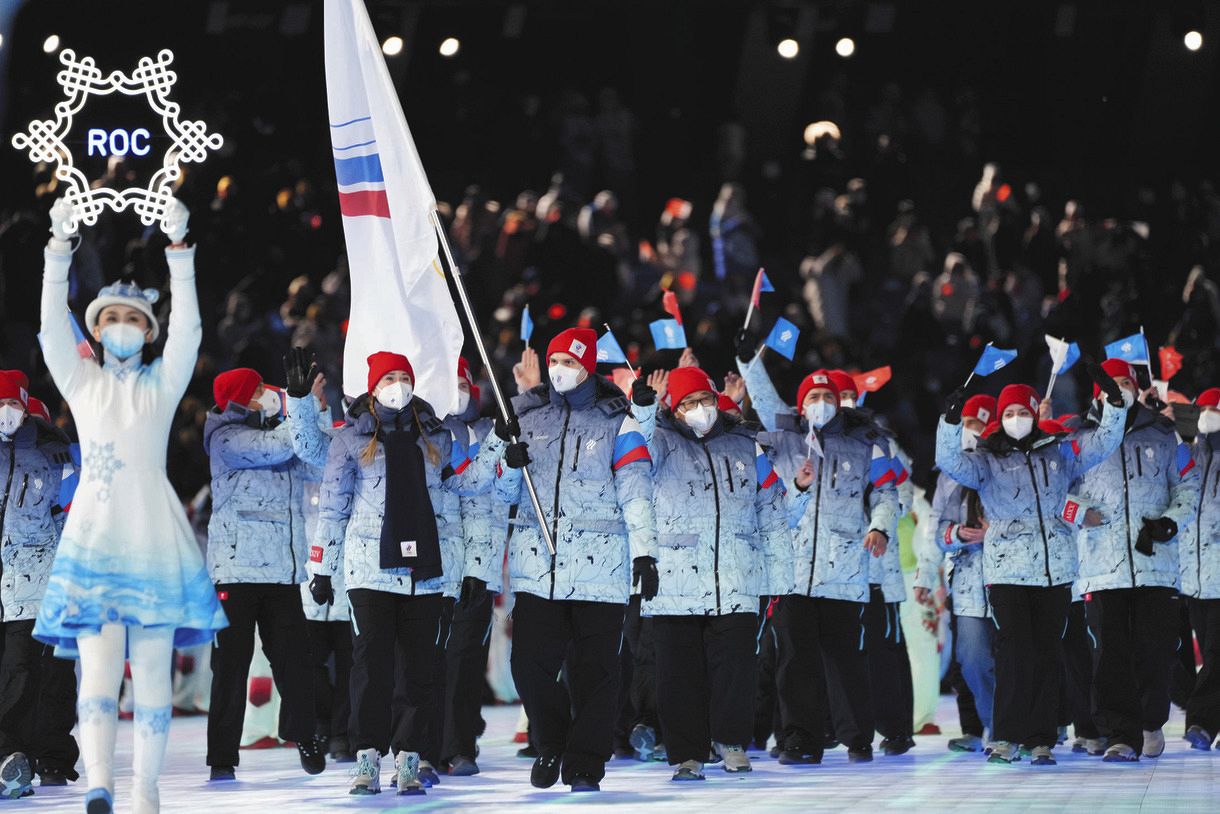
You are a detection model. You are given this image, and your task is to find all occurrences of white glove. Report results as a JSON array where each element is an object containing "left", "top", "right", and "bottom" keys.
[
  {"left": 48, "top": 198, "right": 78, "bottom": 244},
  {"left": 161, "top": 198, "right": 190, "bottom": 243}
]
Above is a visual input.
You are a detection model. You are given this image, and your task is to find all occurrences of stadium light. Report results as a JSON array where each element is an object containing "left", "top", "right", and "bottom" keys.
[
  {"left": 835, "top": 37, "right": 856, "bottom": 58},
  {"left": 381, "top": 36, "right": 404, "bottom": 56},
  {"left": 777, "top": 38, "right": 799, "bottom": 59},
  {"left": 43, "top": 34, "right": 60, "bottom": 54},
  {"left": 1185, "top": 30, "right": 1203, "bottom": 51},
  {"left": 439, "top": 37, "right": 460, "bottom": 57}
]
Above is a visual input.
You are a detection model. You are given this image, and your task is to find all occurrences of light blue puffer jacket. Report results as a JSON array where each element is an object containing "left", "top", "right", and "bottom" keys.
[
  {"left": 929, "top": 471, "right": 989, "bottom": 618},
  {"left": 763, "top": 413, "right": 900, "bottom": 603},
  {"left": 310, "top": 395, "right": 494, "bottom": 597},
  {"left": 494, "top": 376, "right": 657, "bottom": 604},
  {"left": 203, "top": 405, "right": 314, "bottom": 586},
  {"left": 1181, "top": 431, "right": 1220, "bottom": 599},
  {"left": 0, "top": 420, "right": 69, "bottom": 622},
  {"left": 642, "top": 410, "right": 792, "bottom": 617},
  {"left": 456, "top": 411, "right": 510, "bottom": 594},
  {"left": 1073, "top": 406, "right": 1200, "bottom": 594},
  {"left": 934, "top": 401, "right": 1126, "bottom": 588}
]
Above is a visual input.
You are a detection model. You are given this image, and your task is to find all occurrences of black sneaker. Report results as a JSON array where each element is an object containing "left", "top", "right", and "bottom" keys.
[
  {"left": 847, "top": 746, "right": 874, "bottom": 763},
  {"left": 530, "top": 753, "right": 561, "bottom": 789},
  {"left": 768, "top": 744, "right": 781, "bottom": 759},
  {"left": 329, "top": 736, "right": 356, "bottom": 763},
  {"left": 298, "top": 737, "right": 326, "bottom": 775},
  {"left": 38, "top": 770, "right": 70, "bottom": 787},
  {"left": 777, "top": 749, "right": 821, "bottom": 765},
  {"left": 569, "top": 774, "right": 600, "bottom": 792},
  {"left": 209, "top": 766, "right": 236, "bottom": 782},
  {"left": 449, "top": 755, "right": 479, "bottom": 776},
  {"left": 881, "top": 736, "right": 915, "bottom": 756},
  {"left": 517, "top": 744, "right": 539, "bottom": 759}
]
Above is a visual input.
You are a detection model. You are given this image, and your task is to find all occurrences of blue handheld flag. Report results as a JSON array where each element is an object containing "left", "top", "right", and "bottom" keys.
[{"left": 764, "top": 317, "right": 800, "bottom": 361}]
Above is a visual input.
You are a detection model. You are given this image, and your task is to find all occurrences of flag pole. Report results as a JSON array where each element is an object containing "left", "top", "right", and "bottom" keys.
[
  {"left": 1139, "top": 325, "right": 1154, "bottom": 386},
  {"left": 1045, "top": 337, "right": 1065, "bottom": 401},
  {"left": 963, "top": 341, "right": 992, "bottom": 390},
  {"left": 604, "top": 323, "right": 638, "bottom": 381},
  {"left": 431, "top": 210, "right": 556, "bottom": 557},
  {"left": 741, "top": 267, "right": 764, "bottom": 332}
]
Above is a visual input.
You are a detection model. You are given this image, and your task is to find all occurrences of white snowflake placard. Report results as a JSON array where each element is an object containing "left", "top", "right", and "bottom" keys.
[{"left": 10, "top": 48, "right": 222, "bottom": 232}]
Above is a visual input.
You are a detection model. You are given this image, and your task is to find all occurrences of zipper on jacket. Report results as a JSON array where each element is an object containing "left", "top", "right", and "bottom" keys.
[
  {"left": 702, "top": 444, "right": 723, "bottom": 614},
  {"left": 0, "top": 444, "right": 16, "bottom": 621},
  {"left": 1023, "top": 451, "right": 1053, "bottom": 586},
  {"left": 571, "top": 435, "right": 582, "bottom": 472},
  {"left": 830, "top": 456, "right": 838, "bottom": 489},
  {"left": 550, "top": 406, "right": 572, "bottom": 600},
  {"left": 1040, "top": 459, "right": 1049, "bottom": 488},
  {"left": 723, "top": 458, "right": 735, "bottom": 493},
  {"left": 16, "top": 475, "right": 28, "bottom": 508},
  {"left": 1197, "top": 446, "right": 1212, "bottom": 597},
  {"left": 1134, "top": 445, "right": 1143, "bottom": 478},
  {"left": 1120, "top": 443, "right": 1135, "bottom": 587},
  {"left": 806, "top": 447, "right": 825, "bottom": 596},
  {"left": 288, "top": 468, "right": 297, "bottom": 584}
]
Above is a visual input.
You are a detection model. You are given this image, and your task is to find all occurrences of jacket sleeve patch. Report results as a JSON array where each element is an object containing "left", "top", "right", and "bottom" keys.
[{"left": 613, "top": 417, "right": 651, "bottom": 471}]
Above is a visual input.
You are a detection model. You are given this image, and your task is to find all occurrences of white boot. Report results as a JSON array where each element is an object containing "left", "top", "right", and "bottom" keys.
[
  {"left": 349, "top": 749, "right": 381, "bottom": 795},
  {"left": 714, "top": 742, "right": 752, "bottom": 773},
  {"left": 394, "top": 751, "right": 425, "bottom": 796},
  {"left": 1142, "top": 728, "right": 1165, "bottom": 758}
]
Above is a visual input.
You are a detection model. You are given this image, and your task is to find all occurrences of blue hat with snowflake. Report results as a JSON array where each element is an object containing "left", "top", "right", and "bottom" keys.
[{"left": 85, "top": 281, "right": 161, "bottom": 342}]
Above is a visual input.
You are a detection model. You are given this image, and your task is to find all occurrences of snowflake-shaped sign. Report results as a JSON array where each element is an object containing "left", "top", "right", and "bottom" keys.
[{"left": 10, "top": 48, "right": 222, "bottom": 232}]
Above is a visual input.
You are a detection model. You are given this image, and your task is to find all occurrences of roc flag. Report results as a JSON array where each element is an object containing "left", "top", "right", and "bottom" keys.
[
  {"left": 1159, "top": 345, "right": 1183, "bottom": 382},
  {"left": 750, "top": 268, "right": 774, "bottom": 307},
  {"left": 68, "top": 310, "right": 95, "bottom": 359},
  {"left": 521, "top": 305, "right": 534, "bottom": 343},
  {"left": 325, "top": 0, "right": 462, "bottom": 415},
  {"left": 1104, "top": 333, "right": 1150, "bottom": 365},
  {"left": 597, "top": 330, "right": 628, "bottom": 364},
  {"left": 1045, "top": 336, "right": 1081, "bottom": 375},
  {"left": 764, "top": 317, "right": 799, "bottom": 360},
  {"left": 972, "top": 344, "right": 1018, "bottom": 377},
  {"left": 650, "top": 318, "right": 686, "bottom": 350}
]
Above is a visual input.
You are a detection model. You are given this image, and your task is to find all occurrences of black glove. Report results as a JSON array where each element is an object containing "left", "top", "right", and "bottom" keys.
[
  {"left": 1134, "top": 517, "right": 1178, "bottom": 557},
  {"left": 284, "top": 347, "right": 320, "bottom": 399},
  {"left": 944, "top": 387, "right": 968, "bottom": 425},
  {"left": 734, "top": 330, "right": 759, "bottom": 363},
  {"left": 460, "top": 576, "right": 488, "bottom": 605},
  {"left": 631, "top": 378, "right": 656, "bottom": 407},
  {"left": 632, "top": 556, "right": 659, "bottom": 601},
  {"left": 1084, "top": 355, "right": 1124, "bottom": 408},
  {"left": 1144, "top": 393, "right": 1168, "bottom": 412},
  {"left": 495, "top": 413, "right": 522, "bottom": 442},
  {"left": 308, "top": 574, "right": 334, "bottom": 606},
  {"left": 505, "top": 441, "right": 531, "bottom": 469}
]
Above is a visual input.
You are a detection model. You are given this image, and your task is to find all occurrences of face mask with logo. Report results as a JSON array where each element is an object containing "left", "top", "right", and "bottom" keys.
[
  {"left": 1002, "top": 415, "right": 1034, "bottom": 441},
  {"left": 0, "top": 405, "right": 24, "bottom": 436},
  {"left": 683, "top": 404, "right": 717, "bottom": 436},
  {"left": 455, "top": 390, "right": 471, "bottom": 416},
  {"left": 549, "top": 364, "right": 583, "bottom": 393},
  {"left": 803, "top": 401, "right": 836, "bottom": 429},
  {"left": 256, "top": 388, "right": 281, "bottom": 418},
  {"left": 100, "top": 323, "right": 146, "bottom": 360},
  {"left": 1199, "top": 410, "right": 1220, "bottom": 436},
  {"left": 961, "top": 428, "right": 980, "bottom": 451},
  {"left": 376, "top": 381, "right": 412, "bottom": 411}
]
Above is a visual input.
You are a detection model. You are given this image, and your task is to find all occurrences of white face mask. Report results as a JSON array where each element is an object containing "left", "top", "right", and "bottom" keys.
[
  {"left": 683, "top": 404, "right": 717, "bottom": 436},
  {"left": 99, "top": 323, "right": 146, "bottom": 360},
  {"left": 455, "top": 390, "right": 471, "bottom": 416},
  {"left": 549, "top": 364, "right": 583, "bottom": 393},
  {"left": 961, "top": 428, "right": 980, "bottom": 451},
  {"left": 1002, "top": 415, "right": 1034, "bottom": 441},
  {"left": 256, "top": 388, "right": 281, "bottom": 417},
  {"left": 1121, "top": 388, "right": 1136, "bottom": 409},
  {"left": 376, "top": 381, "right": 412, "bottom": 411},
  {"left": 840, "top": 396, "right": 856, "bottom": 410},
  {"left": 803, "top": 401, "right": 836, "bottom": 429},
  {"left": 1199, "top": 410, "right": 1220, "bottom": 435},
  {"left": 0, "top": 405, "right": 24, "bottom": 436}
]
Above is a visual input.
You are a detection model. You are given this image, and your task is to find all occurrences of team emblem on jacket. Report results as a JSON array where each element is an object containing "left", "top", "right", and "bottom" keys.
[
  {"left": 735, "top": 460, "right": 745, "bottom": 472},
  {"left": 842, "top": 461, "right": 852, "bottom": 471},
  {"left": 1050, "top": 460, "right": 1058, "bottom": 471},
  {"left": 586, "top": 439, "right": 597, "bottom": 451},
  {"left": 569, "top": 338, "right": 587, "bottom": 357}
]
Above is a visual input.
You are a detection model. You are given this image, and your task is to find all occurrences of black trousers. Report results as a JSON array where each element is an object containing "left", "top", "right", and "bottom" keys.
[
  {"left": 1060, "top": 601, "right": 1099, "bottom": 739},
  {"left": 207, "top": 583, "right": 315, "bottom": 767},
  {"left": 0, "top": 620, "right": 79, "bottom": 778},
  {"left": 864, "top": 585, "right": 914, "bottom": 739},
  {"left": 754, "top": 609, "right": 781, "bottom": 748},
  {"left": 988, "top": 583, "right": 1069, "bottom": 748},
  {"left": 395, "top": 595, "right": 452, "bottom": 766},
  {"left": 1086, "top": 587, "right": 1179, "bottom": 752},
  {"left": 774, "top": 595, "right": 872, "bottom": 756},
  {"left": 348, "top": 589, "right": 443, "bottom": 758},
  {"left": 306, "top": 620, "right": 352, "bottom": 743},
  {"left": 510, "top": 592, "right": 624, "bottom": 783},
  {"left": 442, "top": 590, "right": 493, "bottom": 762},
  {"left": 617, "top": 595, "right": 660, "bottom": 740},
  {"left": 1187, "top": 598, "right": 1220, "bottom": 736},
  {"left": 1171, "top": 598, "right": 1198, "bottom": 708},
  {"left": 652, "top": 613, "right": 758, "bottom": 765}
]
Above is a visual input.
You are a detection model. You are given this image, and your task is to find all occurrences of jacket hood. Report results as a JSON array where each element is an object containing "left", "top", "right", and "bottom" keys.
[
  {"left": 512, "top": 374, "right": 628, "bottom": 417},
  {"left": 345, "top": 392, "right": 444, "bottom": 436},
  {"left": 203, "top": 402, "right": 265, "bottom": 448}
]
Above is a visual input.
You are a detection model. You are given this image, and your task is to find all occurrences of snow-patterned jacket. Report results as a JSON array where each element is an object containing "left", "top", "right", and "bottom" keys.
[
  {"left": 456, "top": 411, "right": 510, "bottom": 594},
  {"left": 934, "top": 401, "right": 1126, "bottom": 588},
  {"left": 763, "top": 412, "right": 900, "bottom": 603},
  {"left": 929, "top": 471, "right": 989, "bottom": 618},
  {"left": 869, "top": 441, "right": 910, "bottom": 602},
  {"left": 1, "top": 420, "right": 69, "bottom": 622},
  {"left": 494, "top": 376, "right": 657, "bottom": 604},
  {"left": 1073, "top": 406, "right": 1200, "bottom": 594},
  {"left": 1181, "top": 431, "right": 1220, "bottom": 599},
  {"left": 203, "top": 404, "right": 314, "bottom": 586},
  {"left": 642, "top": 410, "right": 792, "bottom": 617},
  {"left": 310, "top": 394, "right": 493, "bottom": 598}
]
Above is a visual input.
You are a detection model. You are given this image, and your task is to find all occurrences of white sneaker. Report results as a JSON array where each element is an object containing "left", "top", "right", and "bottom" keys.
[
  {"left": 1142, "top": 729, "right": 1165, "bottom": 758},
  {"left": 349, "top": 749, "right": 381, "bottom": 795},
  {"left": 394, "top": 751, "right": 425, "bottom": 796},
  {"left": 1084, "top": 737, "right": 1108, "bottom": 756},
  {"left": 1103, "top": 743, "right": 1139, "bottom": 763},
  {"left": 713, "top": 742, "right": 752, "bottom": 773}
]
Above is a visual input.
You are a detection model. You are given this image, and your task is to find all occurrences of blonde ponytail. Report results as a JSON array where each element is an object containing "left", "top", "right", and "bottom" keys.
[{"left": 360, "top": 406, "right": 382, "bottom": 466}]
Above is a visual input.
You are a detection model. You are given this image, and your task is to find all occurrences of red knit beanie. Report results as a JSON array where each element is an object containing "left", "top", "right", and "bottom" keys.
[
  {"left": 546, "top": 328, "right": 598, "bottom": 375},
  {"left": 214, "top": 368, "right": 262, "bottom": 411},
  {"left": 1197, "top": 388, "right": 1220, "bottom": 408},
  {"left": 1092, "top": 358, "right": 1136, "bottom": 399},
  {"left": 997, "top": 384, "right": 1040, "bottom": 417},
  {"left": 0, "top": 370, "right": 29, "bottom": 392},
  {"left": 963, "top": 394, "right": 996, "bottom": 424},
  {"left": 27, "top": 397, "right": 51, "bottom": 423},
  {"left": 457, "top": 357, "right": 480, "bottom": 404},
  {"left": 367, "top": 352, "right": 413, "bottom": 394},
  {"left": 666, "top": 367, "right": 718, "bottom": 409},
  {"left": 828, "top": 370, "right": 858, "bottom": 401},
  {"left": 797, "top": 370, "right": 838, "bottom": 409},
  {"left": 0, "top": 371, "right": 29, "bottom": 407}
]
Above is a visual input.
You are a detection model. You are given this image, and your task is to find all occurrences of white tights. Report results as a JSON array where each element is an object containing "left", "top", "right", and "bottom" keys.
[{"left": 77, "top": 624, "right": 175, "bottom": 814}]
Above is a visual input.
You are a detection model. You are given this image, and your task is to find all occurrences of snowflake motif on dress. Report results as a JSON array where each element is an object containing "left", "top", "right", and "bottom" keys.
[{"left": 82, "top": 441, "right": 125, "bottom": 502}]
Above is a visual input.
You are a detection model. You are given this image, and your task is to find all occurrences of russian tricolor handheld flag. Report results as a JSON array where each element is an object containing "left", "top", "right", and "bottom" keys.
[
  {"left": 68, "top": 310, "right": 94, "bottom": 360},
  {"left": 325, "top": 0, "right": 462, "bottom": 414},
  {"left": 750, "top": 268, "right": 774, "bottom": 308}
]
